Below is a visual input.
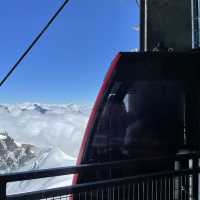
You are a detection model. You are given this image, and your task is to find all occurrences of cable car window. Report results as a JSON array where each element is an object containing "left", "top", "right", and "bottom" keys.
[{"left": 87, "top": 80, "right": 186, "bottom": 164}]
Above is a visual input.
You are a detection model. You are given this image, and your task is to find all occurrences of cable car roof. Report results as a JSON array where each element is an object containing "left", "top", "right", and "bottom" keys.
[{"left": 114, "top": 52, "right": 200, "bottom": 81}]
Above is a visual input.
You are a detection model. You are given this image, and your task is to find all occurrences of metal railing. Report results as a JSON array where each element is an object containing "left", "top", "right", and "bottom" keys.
[{"left": 0, "top": 152, "right": 199, "bottom": 200}]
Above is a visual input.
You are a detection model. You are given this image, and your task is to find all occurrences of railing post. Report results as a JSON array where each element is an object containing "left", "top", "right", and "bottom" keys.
[
  {"left": 193, "top": 156, "right": 199, "bottom": 200},
  {"left": 0, "top": 181, "right": 7, "bottom": 200}
]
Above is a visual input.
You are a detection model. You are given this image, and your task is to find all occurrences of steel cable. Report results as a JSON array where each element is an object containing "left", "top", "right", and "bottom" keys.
[{"left": 0, "top": 0, "right": 70, "bottom": 87}]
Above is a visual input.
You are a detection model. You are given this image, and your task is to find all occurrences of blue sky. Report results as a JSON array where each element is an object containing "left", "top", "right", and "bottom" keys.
[{"left": 0, "top": 0, "right": 139, "bottom": 105}]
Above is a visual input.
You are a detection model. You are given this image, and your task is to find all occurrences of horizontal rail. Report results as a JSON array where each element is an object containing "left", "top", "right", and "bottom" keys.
[
  {"left": 1, "top": 152, "right": 198, "bottom": 182},
  {"left": 1, "top": 152, "right": 199, "bottom": 200},
  {"left": 7, "top": 168, "right": 199, "bottom": 200}
]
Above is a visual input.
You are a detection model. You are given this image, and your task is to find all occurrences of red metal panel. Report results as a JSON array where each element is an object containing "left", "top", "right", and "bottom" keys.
[{"left": 72, "top": 53, "right": 122, "bottom": 184}]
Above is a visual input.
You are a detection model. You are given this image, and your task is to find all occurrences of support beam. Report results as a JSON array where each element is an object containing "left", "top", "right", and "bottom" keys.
[{"left": 140, "top": 0, "right": 193, "bottom": 51}]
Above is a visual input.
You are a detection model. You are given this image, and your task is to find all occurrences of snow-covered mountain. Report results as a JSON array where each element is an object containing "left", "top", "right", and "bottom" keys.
[
  {"left": 7, "top": 146, "right": 76, "bottom": 195},
  {"left": 0, "top": 103, "right": 90, "bottom": 157},
  {"left": 0, "top": 132, "right": 36, "bottom": 173},
  {"left": 0, "top": 103, "right": 91, "bottom": 194}
]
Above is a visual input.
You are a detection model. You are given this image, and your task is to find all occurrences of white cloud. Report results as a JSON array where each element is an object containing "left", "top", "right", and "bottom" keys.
[
  {"left": 0, "top": 103, "right": 91, "bottom": 194},
  {"left": 0, "top": 103, "right": 91, "bottom": 157}
]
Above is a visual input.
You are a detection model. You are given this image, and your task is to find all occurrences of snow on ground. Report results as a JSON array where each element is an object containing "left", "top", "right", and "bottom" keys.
[
  {"left": 0, "top": 103, "right": 91, "bottom": 194},
  {"left": 7, "top": 147, "right": 76, "bottom": 195},
  {"left": 0, "top": 134, "right": 7, "bottom": 140}
]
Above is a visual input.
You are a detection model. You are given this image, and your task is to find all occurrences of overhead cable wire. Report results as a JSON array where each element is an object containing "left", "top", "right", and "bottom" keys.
[{"left": 0, "top": 0, "right": 70, "bottom": 87}]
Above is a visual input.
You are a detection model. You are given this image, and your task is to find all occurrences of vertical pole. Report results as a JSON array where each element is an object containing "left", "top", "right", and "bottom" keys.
[
  {"left": 140, "top": 0, "right": 146, "bottom": 51},
  {"left": 0, "top": 181, "right": 7, "bottom": 200},
  {"left": 193, "top": 157, "right": 199, "bottom": 200}
]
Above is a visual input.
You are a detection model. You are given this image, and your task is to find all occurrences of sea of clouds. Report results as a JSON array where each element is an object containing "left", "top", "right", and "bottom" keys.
[{"left": 0, "top": 102, "right": 91, "bottom": 194}]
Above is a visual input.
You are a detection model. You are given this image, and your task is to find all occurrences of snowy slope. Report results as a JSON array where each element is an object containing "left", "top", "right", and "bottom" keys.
[
  {"left": 0, "top": 132, "right": 37, "bottom": 173},
  {"left": 7, "top": 147, "right": 76, "bottom": 195},
  {"left": 0, "top": 103, "right": 91, "bottom": 194}
]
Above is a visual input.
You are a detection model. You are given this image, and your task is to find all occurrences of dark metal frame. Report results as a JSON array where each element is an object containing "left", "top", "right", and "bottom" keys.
[
  {"left": 140, "top": 0, "right": 193, "bottom": 51},
  {"left": 193, "top": 0, "right": 200, "bottom": 48},
  {"left": 0, "top": 152, "right": 199, "bottom": 200}
]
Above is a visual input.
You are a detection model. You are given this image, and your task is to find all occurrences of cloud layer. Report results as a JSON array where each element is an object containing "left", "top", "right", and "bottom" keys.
[{"left": 0, "top": 103, "right": 90, "bottom": 157}]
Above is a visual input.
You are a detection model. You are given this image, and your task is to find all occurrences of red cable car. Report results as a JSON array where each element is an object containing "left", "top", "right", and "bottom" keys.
[
  {"left": 73, "top": 51, "right": 200, "bottom": 184},
  {"left": 74, "top": 0, "right": 200, "bottom": 184}
]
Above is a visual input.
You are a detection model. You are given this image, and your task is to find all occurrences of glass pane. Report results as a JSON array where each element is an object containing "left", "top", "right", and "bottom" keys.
[{"left": 89, "top": 81, "right": 187, "bottom": 164}]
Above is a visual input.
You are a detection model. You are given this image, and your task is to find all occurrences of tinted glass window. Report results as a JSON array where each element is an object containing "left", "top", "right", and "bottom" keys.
[{"left": 87, "top": 81, "right": 188, "bottom": 164}]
